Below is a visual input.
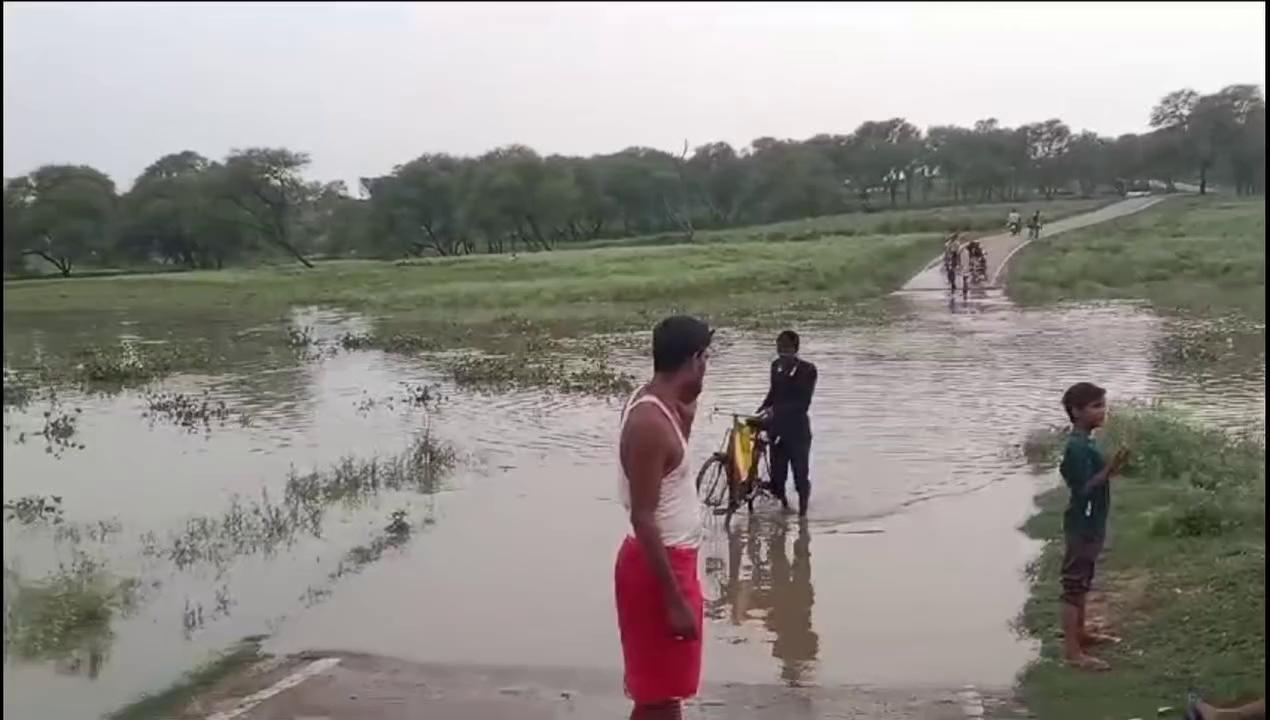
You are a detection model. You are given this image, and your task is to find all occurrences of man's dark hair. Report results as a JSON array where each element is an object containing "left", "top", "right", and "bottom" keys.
[
  {"left": 1062, "top": 382, "right": 1106, "bottom": 422},
  {"left": 776, "top": 330, "right": 800, "bottom": 351},
  {"left": 652, "top": 315, "right": 713, "bottom": 373}
]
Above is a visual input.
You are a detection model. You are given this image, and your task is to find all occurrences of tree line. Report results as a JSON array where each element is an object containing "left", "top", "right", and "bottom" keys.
[{"left": 4, "top": 84, "right": 1263, "bottom": 277}]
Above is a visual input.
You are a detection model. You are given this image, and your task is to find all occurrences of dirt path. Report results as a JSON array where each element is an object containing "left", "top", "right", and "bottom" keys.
[
  {"left": 901, "top": 195, "right": 1166, "bottom": 292},
  {"left": 176, "top": 652, "right": 1029, "bottom": 720}
]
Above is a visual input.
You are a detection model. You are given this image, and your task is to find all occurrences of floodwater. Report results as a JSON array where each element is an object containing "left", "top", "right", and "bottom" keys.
[{"left": 2, "top": 293, "right": 1264, "bottom": 719}]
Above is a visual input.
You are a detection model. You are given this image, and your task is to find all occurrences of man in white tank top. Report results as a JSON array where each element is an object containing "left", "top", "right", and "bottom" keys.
[{"left": 615, "top": 315, "right": 713, "bottom": 720}]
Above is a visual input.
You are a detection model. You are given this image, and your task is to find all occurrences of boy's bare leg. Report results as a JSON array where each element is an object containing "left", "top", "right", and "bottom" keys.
[
  {"left": 1077, "top": 603, "right": 1121, "bottom": 647},
  {"left": 1062, "top": 600, "right": 1109, "bottom": 671},
  {"left": 1197, "top": 698, "right": 1266, "bottom": 720}
]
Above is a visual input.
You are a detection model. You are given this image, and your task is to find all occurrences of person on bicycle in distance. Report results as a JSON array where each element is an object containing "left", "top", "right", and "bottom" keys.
[
  {"left": 757, "top": 330, "right": 817, "bottom": 518},
  {"left": 1006, "top": 207, "right": 1022, "bottom": 233}
]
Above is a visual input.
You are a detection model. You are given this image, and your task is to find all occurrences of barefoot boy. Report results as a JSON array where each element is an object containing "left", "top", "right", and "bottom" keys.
[{"left": 1059, "top": 382, "right": 1128, "bottom": 671}]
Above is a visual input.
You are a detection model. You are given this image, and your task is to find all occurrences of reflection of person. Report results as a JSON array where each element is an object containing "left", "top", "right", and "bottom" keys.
[
  {"left": 768, "top": 519, "right": 819, "bottom": 686},
  {"left": 1058, "top": 382, "right": 1129, "bottom": 672},
  {"left": 615, "top": 315, "right": 713, "bottom": 720},
  {"left": 1188, "top": 696, "right": 1266, "bottom": 720},
  {"left": 705, "top": 516, "right": 820, "bottom": 686},
  {"left": 758, "top": 331, "right": 817, "bottom": 517}
]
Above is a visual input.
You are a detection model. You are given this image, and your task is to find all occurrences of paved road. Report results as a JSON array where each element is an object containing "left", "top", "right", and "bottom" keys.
[
  {"left": 901, "top": 195, "right": 1167, "bottom": 293},
  {"left": 180, "top": 653, "right": 1027, "bottom": 720}
]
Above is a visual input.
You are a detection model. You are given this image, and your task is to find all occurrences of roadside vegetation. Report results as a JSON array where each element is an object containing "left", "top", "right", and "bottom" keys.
[
  {"left": 1008, "top": 196, "right": 1265, "bottom": 319},
  {"left": 1018, "top": 407, "right": 1265, "bottom": 720}
]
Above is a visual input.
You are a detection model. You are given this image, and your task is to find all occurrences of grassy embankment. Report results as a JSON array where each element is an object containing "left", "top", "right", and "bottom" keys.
[
  {"left": 1013, "top": 197, "right": 1266, "bottom": 717},
  {"left": 1008, "top": 196, "right": 1266, "bottom": 319},
  {"left": 1018, "top": 408, "right": 1264, "bottom": 719}
]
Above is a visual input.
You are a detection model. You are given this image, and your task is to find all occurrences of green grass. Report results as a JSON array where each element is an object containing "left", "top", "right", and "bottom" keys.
[
  {"left": 1018, "top": 407, "right": 1265, "bottom": 720},
  {"left": 586, "top": 197, "right": 1111, "bottom": 249},
  {"left": 4, "top": 552, "right": 139, "bottom": 663},
  {"left": 1008, "top": 197, "right": 1266, "bottom": 319},
  {"left": 4, "top": 231, "right": 939, "bottom": 337}
]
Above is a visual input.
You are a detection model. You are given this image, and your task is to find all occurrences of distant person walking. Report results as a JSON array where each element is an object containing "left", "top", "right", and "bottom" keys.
[
  {"left": 943, "top": 232, "right": 961, "bottom": 293},
  {"left": 958, "top": 239, "right": 974, "bottom": 299},
  {"left": 1028, "top": 210, "right": 1043, "bottom": 240},
  {"left": 615, "top": 316, "right": 713, "bottom": 720}
]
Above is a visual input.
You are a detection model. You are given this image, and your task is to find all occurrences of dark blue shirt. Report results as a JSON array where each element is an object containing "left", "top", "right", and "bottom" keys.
[
  {"left": 759, "top": 357, "right": 817, "bottom": 442},
  {"left": 1060, "top": 429, "right": 1110, "bottom": 538}
]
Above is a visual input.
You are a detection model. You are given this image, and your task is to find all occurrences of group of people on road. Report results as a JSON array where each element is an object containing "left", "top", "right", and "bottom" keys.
[
  {"left": 942, "top": 208, "right": 1047, "bottom": 298},
  {"left": 942, "top": 230, "right": 987, "bottom": 298},
  {"left": 1007, "top": 207, "right": 1045, "bottom": 239}
]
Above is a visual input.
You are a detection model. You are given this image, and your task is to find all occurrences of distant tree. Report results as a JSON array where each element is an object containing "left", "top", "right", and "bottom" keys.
[
  {"left": 1022, "top": 119, "right": 1073, "bottom": 199},
  {"left": 1149, "top": 85, "right": 1265, "bottom": 194},
  {"left": 217, "top": 148, "right": 317, "bottom": 266},
  {"left": 117, "top": 151, "right": 228, "bottom": 268},
  {"left": 3, "top": 165, "right": 115, "bottom": 276},
  {"left": 1066, "top": 131, "right": 1111, "bottom": 197},
  {"left": 364, "top": 154, "right": 474, "bottom": 257}
]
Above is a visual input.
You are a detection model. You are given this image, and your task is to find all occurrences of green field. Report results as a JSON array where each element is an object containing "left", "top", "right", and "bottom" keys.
[
  {"left": 3, "top": 231, "right": 938, "bottom": 337},
  {"left": 1008, "top": 197, "right": 1266, "bottom": 319},
  {"left": 584, "top": 197, "right": 1111, "bottom": 249},
  {"left": 1018, "top": 409, "right": 1266, "bottom": 720}
]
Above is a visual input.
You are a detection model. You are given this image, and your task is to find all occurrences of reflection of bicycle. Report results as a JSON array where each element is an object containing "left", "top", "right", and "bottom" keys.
[{"left": 696, "top": 414, "right": 774, "bottom": 522}]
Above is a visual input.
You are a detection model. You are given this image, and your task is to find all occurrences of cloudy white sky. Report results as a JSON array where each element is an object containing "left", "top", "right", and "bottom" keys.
[{"left": 4, "top": 1, "right": 1265, "bottom": 189}]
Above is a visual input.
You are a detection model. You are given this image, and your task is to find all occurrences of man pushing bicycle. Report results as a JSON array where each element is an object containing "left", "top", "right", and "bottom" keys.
[{"left": 757, "top": 330, "right": 818, "bottom": 518}]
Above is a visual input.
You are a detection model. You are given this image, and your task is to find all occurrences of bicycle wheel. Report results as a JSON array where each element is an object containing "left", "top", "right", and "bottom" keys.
[
  {"left": 696, "top": 453, "right": 729, "bottom": 508},
  {"left": 747, "top": 446, "right": 773, "bottom": 512}
]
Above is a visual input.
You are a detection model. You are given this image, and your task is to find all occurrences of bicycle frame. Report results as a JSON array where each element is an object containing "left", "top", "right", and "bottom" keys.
[{"left": 718, "top": 415, "right": 770, "bottom": 504}]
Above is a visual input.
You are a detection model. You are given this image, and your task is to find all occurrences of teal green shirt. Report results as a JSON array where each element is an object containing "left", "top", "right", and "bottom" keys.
[{"left": 1060, "top": 429, "right": 1110, "bottom": 538}]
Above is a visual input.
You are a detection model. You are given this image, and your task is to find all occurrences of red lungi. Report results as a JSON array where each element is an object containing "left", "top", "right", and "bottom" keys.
[{"left": 614, "top": 535, "right": 703, "bottom": 704}]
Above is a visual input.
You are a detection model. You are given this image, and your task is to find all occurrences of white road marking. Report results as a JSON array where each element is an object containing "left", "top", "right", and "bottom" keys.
[{"left": 206, "top": 657, "right": 341, "bottom": 720}]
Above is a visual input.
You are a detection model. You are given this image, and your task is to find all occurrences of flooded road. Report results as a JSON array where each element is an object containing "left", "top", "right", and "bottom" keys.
[{"left": 3, "top": 295, "right": 1265, "bottom": 718}]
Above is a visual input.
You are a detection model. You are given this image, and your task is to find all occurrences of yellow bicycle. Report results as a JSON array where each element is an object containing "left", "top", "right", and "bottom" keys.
[{"left": 696, "top": 414, "right": 774, "bottom": 523}]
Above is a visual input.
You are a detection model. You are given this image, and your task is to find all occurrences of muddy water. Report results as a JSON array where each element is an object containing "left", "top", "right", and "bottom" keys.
[{"left": 2, "top": 295, "right": 1264, "bottom": 719}]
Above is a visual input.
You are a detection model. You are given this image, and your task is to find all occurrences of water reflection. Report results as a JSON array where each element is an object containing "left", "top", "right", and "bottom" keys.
[{"left": 706, "top": 515, "right": 819, "bottom": 686}]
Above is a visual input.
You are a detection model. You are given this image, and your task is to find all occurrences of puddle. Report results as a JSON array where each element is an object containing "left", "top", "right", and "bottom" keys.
[{"left": 3, "top": 295, "right": 1265, "bottom": 717}]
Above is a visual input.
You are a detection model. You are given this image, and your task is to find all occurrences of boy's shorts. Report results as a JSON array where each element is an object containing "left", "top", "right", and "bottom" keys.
[{"left": 1060, "top": 533, "right": 1105, "bottom": 605}]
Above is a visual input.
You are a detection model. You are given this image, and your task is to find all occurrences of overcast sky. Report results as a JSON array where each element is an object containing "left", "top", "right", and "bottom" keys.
[{"left": 4, "top": 1, "right": 1265, "bottom": 190}]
